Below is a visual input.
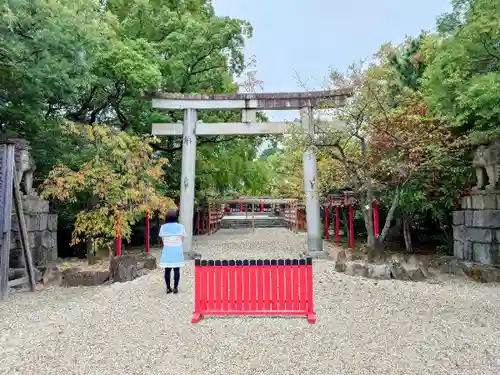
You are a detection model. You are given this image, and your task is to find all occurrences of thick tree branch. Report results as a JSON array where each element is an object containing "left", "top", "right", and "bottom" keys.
[{"left": 377, "top": 186, "right": 399, "bottom": 245}]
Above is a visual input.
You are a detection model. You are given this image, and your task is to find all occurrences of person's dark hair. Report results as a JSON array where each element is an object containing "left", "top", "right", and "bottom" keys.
[{"left": 164, "top": 210, "right": 179, "bottom": 223}]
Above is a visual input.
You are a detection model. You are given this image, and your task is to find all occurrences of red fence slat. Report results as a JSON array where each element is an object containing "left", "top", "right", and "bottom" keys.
[{"left": 191, "top": 258, "right": 315, "bottom": 324}]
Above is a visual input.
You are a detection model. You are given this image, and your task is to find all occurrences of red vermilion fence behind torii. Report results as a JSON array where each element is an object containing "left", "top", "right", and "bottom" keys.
[{"left": 192, "top": 257, "right": 316, "bottom": 324}]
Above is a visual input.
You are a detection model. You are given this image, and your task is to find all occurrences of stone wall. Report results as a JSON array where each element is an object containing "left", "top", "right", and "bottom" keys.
[
  {"left": 453, "top": 191, "right": 500, "bottom": 265},
  {"left": 10, "top": 196, "right": 57, "bottom": 268}
]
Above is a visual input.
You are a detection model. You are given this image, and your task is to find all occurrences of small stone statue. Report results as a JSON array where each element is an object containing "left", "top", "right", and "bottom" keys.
[
  {"left": 9, "top": 138, "right": 36, "bottom": 196},
  {"left": 472, "top": 141, "right": 500, "bottom": 191}
]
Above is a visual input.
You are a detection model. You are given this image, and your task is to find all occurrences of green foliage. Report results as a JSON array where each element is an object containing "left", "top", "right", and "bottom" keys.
[
  {"left": 1, "top": 0, "right": 270, "bottom": 242},
  {"left": 388, "top": 34, "right": 428, "bottom": 91},
  {"left": 422, "top": 0, "right": 500, "bottom": 140},
  {"left": 40, "top": 123, "right": 175, "bottom": 249}
]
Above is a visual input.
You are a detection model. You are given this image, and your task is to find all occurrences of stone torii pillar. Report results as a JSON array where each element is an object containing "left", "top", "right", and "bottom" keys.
[
  {"left": 150, "top": 90, "right": 351, "bottom": 259},
  {"left": 300, "top": 107, "right": 322, "bottom": 254},
  {"left": 179, "top": 108, "right": 198, "bottom": 258}
]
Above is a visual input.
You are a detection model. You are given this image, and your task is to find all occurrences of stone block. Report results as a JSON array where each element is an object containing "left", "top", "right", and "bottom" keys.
[
  {"left": 452, "top": 211, "right": 464, "bottom": 225},
  {"left": 27, "top": 232, "right": 36, "bottom": 248},
  {"left": 452, "top": 225, "right": 467, "bottom": 243},
  {"left": 22, "top": 196, "right": 49, "bottom": 213},
  {"left": 454, "top": 240, "right": 465, "bottom": 259},
  {"left": 440, "top": 257, "right": 500, "bottom": 282},
  {"left": 43, "top": 232, "right": 58, "bottom": 262},
  {"left": 61, "top": 269, "right": 111, "bottom": 287},
  {"left": 367, "top": 264, "right": 391, "bottom": 279},
  {"left": 467, "top": 228, "right": 493, "bottom": 243},
  {"left": 473, "top": 243, "right": 495, "bottom": 264},
  {"left": 33, "top": 231, "right": 42, "bottom": 249},
  {"left": 39, "top": 265, "right": 61, "bottom": 286},
  {"left": 461, "top": 196, "right": 471, "bottom": 209},
  {"left": 135, "top": 253, "right": 157, "bottom": 270},
  {"left": 41, "top": 230, "right": 55, "bottom": 249},
  {"left": 345, "top": 262, "right": 368, "bottom": 277},
  {"left": 39, "top": 213, "right": 48, "bottom": 231},
  {"left": 335, "top": 250, "right": 347, "bottom": 272},
  {"left": 47, "top": 214, "right": 57, "bottom": 231},
  {"left": 464, "top": 211, "right": 474, "bottom": 226},
  {"left": 439, "top": 256, "right": 468, "bottom": 276},
  {"left": 472, "top": 266, "right": 500, "bottom": 282},
  {"left": 408, "top": 268, "right": 428, "bottom": 281},
  {"left": 109, "top": 255, "right": 138, "bottom": 282},
  {"left": 471, "top": 194, "right": 497, "bottom": 210},
  {"left": 389, "top": 262, "right": 409, "bottom": 280},
  {"left": 136, "top": 268, "right": 151, "bottom": 278},
  {"left": 25, "top": 215, "right": 40, "bottom": 231},
  {"left": 472, "top": 210, "right": 500, "bottom": 228}
]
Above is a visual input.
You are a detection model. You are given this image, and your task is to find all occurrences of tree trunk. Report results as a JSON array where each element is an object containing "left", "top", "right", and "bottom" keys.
[
  {"left": 342, "top": 208, "right": 350, "bottom": 241},
  {"left": 108, "top": 241, "right": 113, "bottom": 259},
  {"left": 86, "top": 239, "right": 96, "bottom": 265},
  {"left": 402, "top": 214, "right": 413, "bottom": 252},
  {"left": 376, "top": 187, "right": 399, "bottom": 246},
  {"left": 364, "top": 194, "right": 375, "bottom": 249}
]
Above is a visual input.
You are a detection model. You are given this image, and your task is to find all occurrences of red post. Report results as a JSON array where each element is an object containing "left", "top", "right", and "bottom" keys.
[
  {"left": 115, "top": 236, "right": 122, "bottom": 256},
  {"left": 324, "top": 207, "right": 329, "bottom": 240},
  {"left": 260, "top": 202, "right": 264, "bottom": 212},
  {"left": 335, "top": 207, "right": 340, "bottom": 243},
  {"left": 240, "top": 203, "right": 243, "bottom": 212},
  {"left": 197, "top": 209, "right": 201, "bottom": 235},
  {"left": 145, "top": 210, "right": 150, "bottom": 254},
  {"left": 373, "top": 200, "right": 379, "bottom": 238},
  {"left": 301, "top": 209, "right": 305, "bottom": 231},
  {"left": 306, "top": 259, "right": 316, "bottom": 324},
  {"left": 348, "top": 204, "right": 354, "bottom": 249}
]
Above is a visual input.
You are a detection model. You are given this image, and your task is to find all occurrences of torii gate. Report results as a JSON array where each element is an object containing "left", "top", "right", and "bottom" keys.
[{"left": 150, "top": 90, "right": 351, "bottom": 259}]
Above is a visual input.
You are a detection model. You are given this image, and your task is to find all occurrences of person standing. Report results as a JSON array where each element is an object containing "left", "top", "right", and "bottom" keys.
[{"left": 159, "top": 210, "right": 185, "bottom": 294}]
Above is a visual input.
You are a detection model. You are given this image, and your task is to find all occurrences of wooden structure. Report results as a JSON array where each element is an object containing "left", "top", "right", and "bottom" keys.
[
  {"left": 282, "top": 199, "right": 299, "bottom": 233},
  {"left": 218, "top": 197, "right": 300, "bottom": 233},
  {"left": 207, "top": 202, "right": 224, "bottom": 235},
  {"left": 0, "top": 143, "right": 37, "bottom": 301},
  {"left": 323, "top": 191, "right": 359, "bottom": 248}
]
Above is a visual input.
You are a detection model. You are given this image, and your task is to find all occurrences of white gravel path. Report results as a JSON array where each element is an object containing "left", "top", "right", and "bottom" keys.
[{"left": 1, "top": 228, "right": 500, "bottom": 375}]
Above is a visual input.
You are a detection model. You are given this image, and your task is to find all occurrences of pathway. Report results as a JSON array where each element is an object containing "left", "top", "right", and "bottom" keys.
[{"left": 1, "top": 228, "right": 500, "bottom": 374}]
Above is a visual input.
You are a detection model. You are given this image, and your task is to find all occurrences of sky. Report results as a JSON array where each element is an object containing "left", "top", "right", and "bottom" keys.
[{"left": 212, "top": 0, "right": 452, "bottom": 121}]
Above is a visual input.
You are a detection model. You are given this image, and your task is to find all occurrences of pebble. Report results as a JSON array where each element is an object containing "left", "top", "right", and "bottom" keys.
[{"left": 0, "top": 228, "right": 500, "bottom": 374}]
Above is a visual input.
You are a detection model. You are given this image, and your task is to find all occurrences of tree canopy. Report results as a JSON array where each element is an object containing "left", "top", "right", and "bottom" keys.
[{"left": 2, "top": 0, "right": 498, "bottom": 257}]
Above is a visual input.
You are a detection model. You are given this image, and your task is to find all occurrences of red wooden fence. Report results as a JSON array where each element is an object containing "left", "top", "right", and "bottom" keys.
[{"left": 192, "top": 258, "right": 316, "bottom": 324}]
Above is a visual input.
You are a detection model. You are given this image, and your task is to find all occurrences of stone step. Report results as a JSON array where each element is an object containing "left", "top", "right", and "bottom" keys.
[{"left": 220, "top": 218, "right": 286, "bottom": 229}]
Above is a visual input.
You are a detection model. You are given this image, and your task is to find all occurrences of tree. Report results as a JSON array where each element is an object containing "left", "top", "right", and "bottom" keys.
[
  {"left": 40, "top": 122, "right": 175, "bottom": 263},
  {"left": 387, "top": 34, "right": 428, "bottom": 92},
  {"left": 286, "top": 39, "right": 470, "bottom": 252},
  {"left": 1, "top": 0, "right": 267, "bottom": 252},
  {"left": 422, "top": 0, "right": 500, "bottom": 143}
]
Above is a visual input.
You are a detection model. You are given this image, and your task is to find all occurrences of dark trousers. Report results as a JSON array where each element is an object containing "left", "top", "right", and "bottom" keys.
[{"left": 164, "top": 267, "right": 180, "bottom": 289}]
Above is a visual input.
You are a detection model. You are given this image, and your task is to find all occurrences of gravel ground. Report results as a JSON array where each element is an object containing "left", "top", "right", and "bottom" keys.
[{"left": 1, "top": 228, "right": 500, "bottom": 375}]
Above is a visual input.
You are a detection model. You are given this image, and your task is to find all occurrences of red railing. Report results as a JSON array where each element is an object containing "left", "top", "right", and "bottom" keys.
[{"left": 192, "top": 258, "right": 316, "bottom": 324}]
